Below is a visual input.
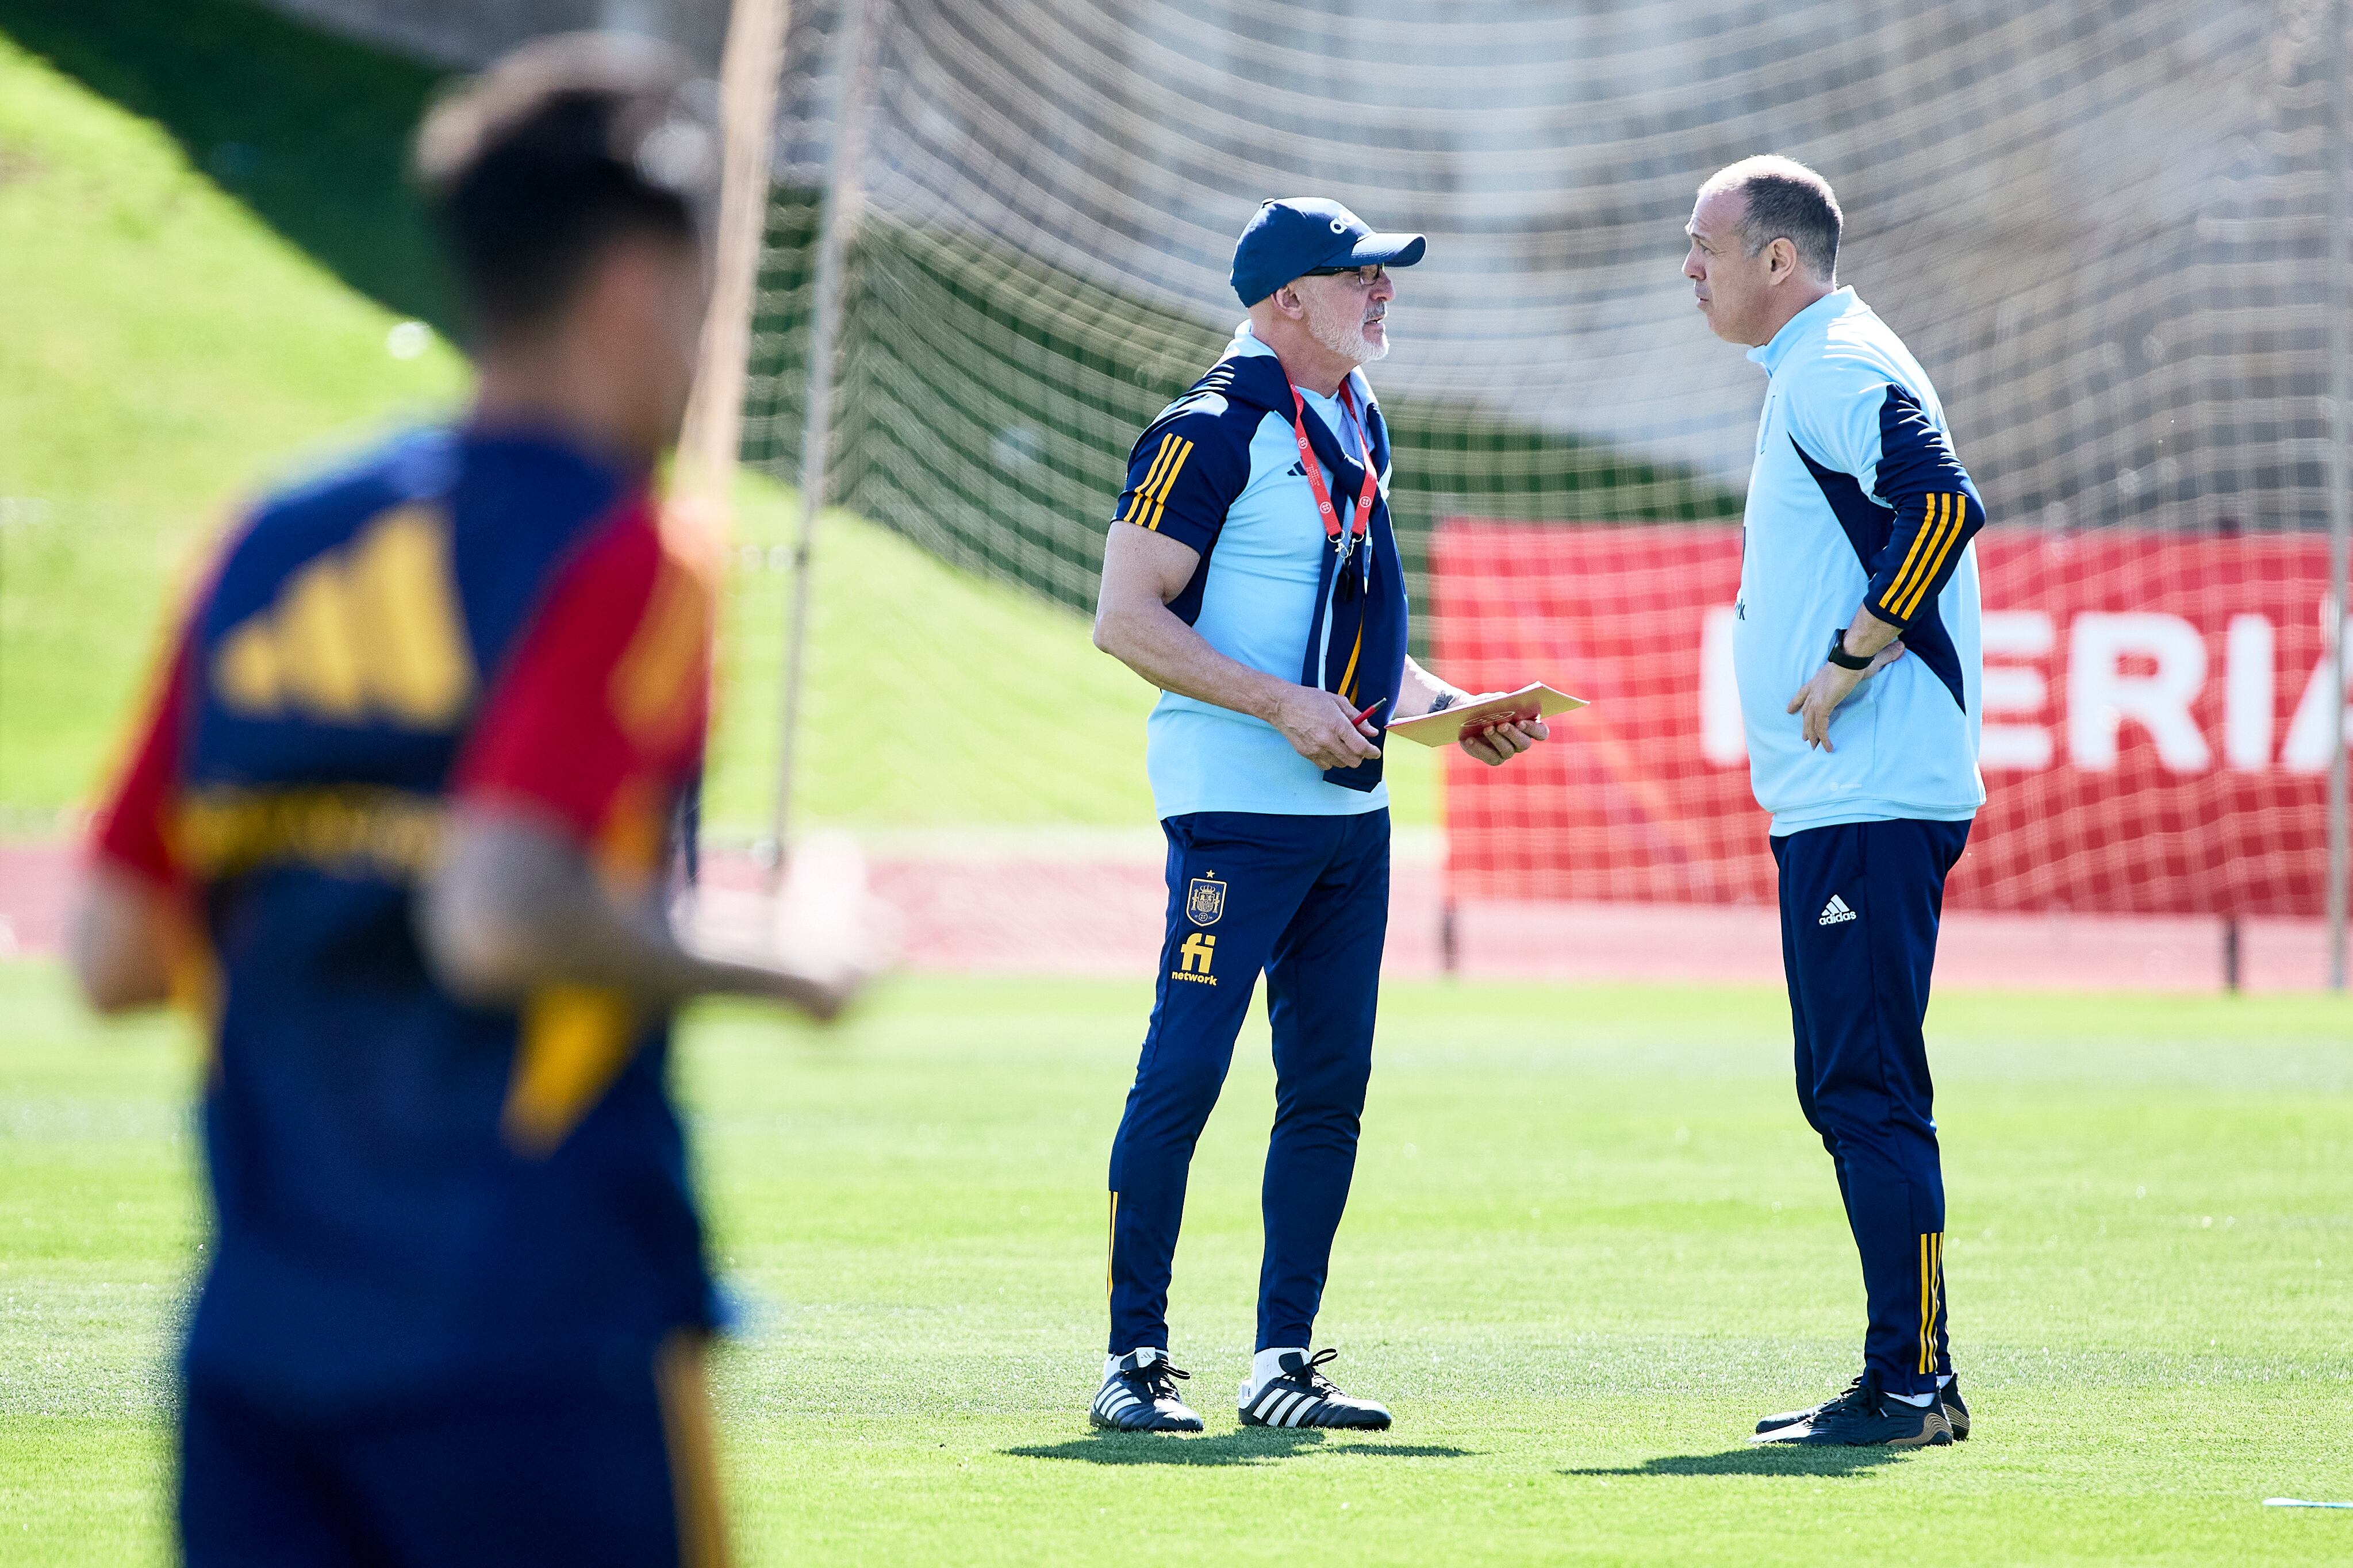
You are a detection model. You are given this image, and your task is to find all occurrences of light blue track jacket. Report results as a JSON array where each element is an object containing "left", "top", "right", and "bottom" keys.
[
  {"left": 1111, "top": 324, "right": 1399, "bottom": 820},
  {"left": 1734, "top": 287, "right": 1988, "bottom": 835}
]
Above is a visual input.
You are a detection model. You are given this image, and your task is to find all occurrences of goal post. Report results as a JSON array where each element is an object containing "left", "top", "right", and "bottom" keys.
[
  {"left": 713, "top": 0, "right": 2352, "bottom": 976},
  {"left": 675, "top": 0, "right": 790, "bottom": 529}
]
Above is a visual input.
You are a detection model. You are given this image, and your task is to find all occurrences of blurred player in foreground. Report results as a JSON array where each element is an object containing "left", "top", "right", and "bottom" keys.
[
  {"left": 1087, "top": 199, "right": 1548, "bottom": 1435},
  {"left": 70, "top": 34, "right": 872, "bottom": 1566},
  {"left": 1686, "top": 156, "right": 1986, "bottom": 1448}
]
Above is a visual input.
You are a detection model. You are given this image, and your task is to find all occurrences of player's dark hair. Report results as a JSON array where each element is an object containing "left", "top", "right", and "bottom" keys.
[
  {"left": 1717, "top": 156, "right": 1842, "bottom": 281},
  {"left": 413, "top": 32, "right": 716, "bottom": 339}
]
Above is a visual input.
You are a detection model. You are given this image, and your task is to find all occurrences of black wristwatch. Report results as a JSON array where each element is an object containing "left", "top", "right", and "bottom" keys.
[{"left": 1826, "top": 628, "right": 1875, "bottom": 671}]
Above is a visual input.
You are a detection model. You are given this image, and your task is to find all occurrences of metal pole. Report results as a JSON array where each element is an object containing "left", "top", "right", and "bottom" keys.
[
  {"left": 2329, "top": 0, "right": 2351, "bottom": 989},
  {"left": 766, "top": 0, "right": 877, "bottom": 885},
  {"left": 677, "top": 0, "right": 792, "bottom": 528}
]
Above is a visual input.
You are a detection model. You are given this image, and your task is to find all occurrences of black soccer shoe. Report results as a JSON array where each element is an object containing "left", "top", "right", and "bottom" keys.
[
  {"left": 1238, "top": 1348, "right": 1392, "bottom": 1431},
  {"left": 1939, "top": 1374, "right": 1971, "bottom": 1440},
  {"left": 1749, "top": 1369, "right": 1952, "bottom": 1448},
  {"left": 1756, "top": 1372, "right": 1972, "bottom": 1442},
  {"left": 1755, "top": 1373, "right": 1867, "bottom": 1435},
  {"left": 1090, "top": 1348, "right": 1204, "bottom": 1433}
]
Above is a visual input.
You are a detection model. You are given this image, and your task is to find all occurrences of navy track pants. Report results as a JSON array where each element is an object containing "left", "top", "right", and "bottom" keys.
[
  {"left": 1774, "top": 816, "right": 1971, "bottom": 1397},
  {"left": 1106, "top": 809, "right": 1388, "bottom": 1355},
  {"left": 181, "top": 1337, "right": 722, "bottom": 1568}
]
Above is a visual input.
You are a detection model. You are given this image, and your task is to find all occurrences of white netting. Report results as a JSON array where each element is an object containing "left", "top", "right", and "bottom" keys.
[{"left": 730, "top": 0, "right": 2349, "bottom": 910}]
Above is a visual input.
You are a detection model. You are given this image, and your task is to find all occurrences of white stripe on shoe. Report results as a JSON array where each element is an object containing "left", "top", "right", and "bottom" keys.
[
  {"left": 1238, "top": 1348, "right": 1393, "bottom": 1431},
  {"left": 1091, "top": 1355, "right": 1205, "bottom": 1432}
]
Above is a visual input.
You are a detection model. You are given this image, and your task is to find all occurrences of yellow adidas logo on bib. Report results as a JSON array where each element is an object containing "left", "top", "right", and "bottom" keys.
[{"left": 212, "top": 505, "right": 475, "bottom": 728}]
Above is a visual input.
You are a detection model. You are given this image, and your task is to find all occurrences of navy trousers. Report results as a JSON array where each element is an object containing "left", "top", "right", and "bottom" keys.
[
  {"left": 1773, "top": 817, "right": 1971, "bottom": 1397},
  {"left": 1107, "top": 809, "right": 1389, "bottom": 1355},
  {"left": 179, "top": 1343, "right": 720, "bottom": 1568}
]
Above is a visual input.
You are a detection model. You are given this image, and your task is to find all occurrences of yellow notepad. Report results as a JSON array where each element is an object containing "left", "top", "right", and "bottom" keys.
[{"left": 1383, "top": 682, "right": 1588, "bottom": 748}]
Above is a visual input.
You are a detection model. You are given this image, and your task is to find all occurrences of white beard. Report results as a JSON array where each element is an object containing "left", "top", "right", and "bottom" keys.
[{"left": 1305, "top": 293, "right": 1391, "bottom": 366}]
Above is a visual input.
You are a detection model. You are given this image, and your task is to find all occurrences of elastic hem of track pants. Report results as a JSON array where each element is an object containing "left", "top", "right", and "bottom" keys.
[{"left": 1768, "top": 801, "right": 1979, "bottom": 836}]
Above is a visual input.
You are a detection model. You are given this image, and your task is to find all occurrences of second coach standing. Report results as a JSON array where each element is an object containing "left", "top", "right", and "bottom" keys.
[
  {"left": 1085, "top": 199, "right": 1547, "bottom": 1434},
  {"left": 1685, "top": 157, "right": 1986, "bottom": 1448}
]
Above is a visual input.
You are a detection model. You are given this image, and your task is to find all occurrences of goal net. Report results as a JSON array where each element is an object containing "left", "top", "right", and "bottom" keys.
[{"left": 733, "top": 0, "right": 2349, "bottom": 918}]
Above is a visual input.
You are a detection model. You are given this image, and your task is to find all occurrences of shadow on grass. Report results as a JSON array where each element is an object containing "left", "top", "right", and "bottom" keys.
[
  {"left": 1565, "top": 1446, "right": 1912, "bottom": 1479},
  {"left": 1, "top": 0, "right": 459, "bottom": 333},
  {"left": 1008, "top": 1431, "right": 1475, "bottom": 1466}
]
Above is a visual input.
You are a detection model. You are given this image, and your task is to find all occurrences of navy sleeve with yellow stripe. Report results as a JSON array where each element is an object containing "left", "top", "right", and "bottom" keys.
[
  {"left": 1861, "top": 385, "right": 1984, "bottom": 631},
  {"left": 1111, "top": 409, "right": 1249, "bottom": 555}
]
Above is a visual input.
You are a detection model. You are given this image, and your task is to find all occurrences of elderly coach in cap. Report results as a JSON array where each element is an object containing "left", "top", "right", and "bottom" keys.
[{"left": 1083, "top": 199, "right": 1548, "bottom": 1435}]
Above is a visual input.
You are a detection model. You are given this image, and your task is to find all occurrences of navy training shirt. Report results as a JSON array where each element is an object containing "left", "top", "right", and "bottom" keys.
[{"left": 91, "top": 426, "right": 721, "bottom": 1413}]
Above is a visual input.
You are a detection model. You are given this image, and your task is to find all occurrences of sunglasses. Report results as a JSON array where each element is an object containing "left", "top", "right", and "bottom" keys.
[{"left": 1302, "top": 263, "right": 1387, "bottom": 286}]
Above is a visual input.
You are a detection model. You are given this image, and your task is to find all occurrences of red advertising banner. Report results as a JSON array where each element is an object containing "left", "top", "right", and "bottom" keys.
[{"left": 1431, "top": 522, "right": 2348, "bottom": 917}]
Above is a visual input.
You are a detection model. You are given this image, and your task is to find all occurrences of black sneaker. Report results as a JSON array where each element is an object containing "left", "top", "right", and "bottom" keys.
[
  {"left": 1090, "top": 1348, "right": 1204, "bottom": 1432},
  {"left": 1940, "top": 1374, "right": 1971, "bottom": 1440},
  {"left": 1749, "top": 1369, "right": 1952, "bottom": 1448},
  {"left": 1238, "top": 1348, "right": 1392, "bottom": 1431},
  {"left": 1757, "top": 1372, "right": 1972, "bottom": 1441},
  {"left": 1755, "top": 1373, "right": 1865, "bottom": 1435}
]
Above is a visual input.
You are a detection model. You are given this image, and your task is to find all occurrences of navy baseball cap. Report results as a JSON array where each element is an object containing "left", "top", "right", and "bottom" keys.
[{"left": 1230, "top": 197, "right": 1426, "bottom": 307}]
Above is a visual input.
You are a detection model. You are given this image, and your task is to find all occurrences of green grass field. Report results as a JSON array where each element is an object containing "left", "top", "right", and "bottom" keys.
[
  {"left": 6, "top": 959, "right": 2349, "bottom": 1565},
  {"left": 7, "top": 14, "right": 2351, "bottom": 1561}
]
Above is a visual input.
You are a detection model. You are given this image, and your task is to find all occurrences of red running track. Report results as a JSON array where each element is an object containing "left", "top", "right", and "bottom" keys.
[{"left": 5, "top": 839, "right": 2332, "bottom": 991}]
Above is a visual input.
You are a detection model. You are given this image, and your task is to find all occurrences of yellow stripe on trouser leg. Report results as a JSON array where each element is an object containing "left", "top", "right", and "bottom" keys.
[
  {"left": 1107, "top": 1192, "right": 1118, "bottom": 1301},
  {"left": 655, "top": 1331, "right": 731, "bottom": 1568},
  {"left": 1930, "top": 1232, "right": 1945, "bottom": 1371},
  {"left": 1919, "top": 1233, "right": 1933, "bottom": 1374}
]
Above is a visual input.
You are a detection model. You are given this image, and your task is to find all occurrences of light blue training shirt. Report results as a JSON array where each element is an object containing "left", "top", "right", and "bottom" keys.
[
  {"left": 1736, "top": 287, "right": 1989, "bottom": 835},
  {"left": 1138, "top": 324, "right": 1392, "bottom": 820}
]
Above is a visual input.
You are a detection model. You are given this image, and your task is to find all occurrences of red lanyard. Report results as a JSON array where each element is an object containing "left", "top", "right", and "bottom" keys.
[{"left": 1288, "top": 382, "right": 1379, "bottom": 554}]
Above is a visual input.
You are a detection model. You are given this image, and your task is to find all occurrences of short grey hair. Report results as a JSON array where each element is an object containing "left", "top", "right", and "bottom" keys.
[{"left": 1700, "top": 155, "right": 1841, "bottom": 281}]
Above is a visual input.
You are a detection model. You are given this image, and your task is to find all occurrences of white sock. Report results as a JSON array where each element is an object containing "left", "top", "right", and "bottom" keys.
[
  {"left": 1105, "top": 1347, "right": 1163, "bottom": 1381},
  {"left": 1884, "top": 1388, "right": 1935, "bottom": 1408},
  {"left": 1250, "top": 1346, "right": 1306, "bottom": 1395}
]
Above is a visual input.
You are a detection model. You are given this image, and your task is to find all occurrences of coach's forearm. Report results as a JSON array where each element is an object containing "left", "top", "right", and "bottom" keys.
[
  {"left": 1841, "top": 603, "right": 1904, "bottom": 660},
  {"left": 420, "top": 809, "right": 834, "bottom": 1015},
  {"left": 1393, "top": 656, "right": 1469, "bottom": 720},
  {"left": 1092, "top": 599, "right": 1300, "bottom": 725}
]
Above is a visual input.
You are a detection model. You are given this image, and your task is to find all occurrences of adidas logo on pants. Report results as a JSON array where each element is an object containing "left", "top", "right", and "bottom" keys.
[{"left": 1818, "top": 894, "right": 1857, "bottom": 926}]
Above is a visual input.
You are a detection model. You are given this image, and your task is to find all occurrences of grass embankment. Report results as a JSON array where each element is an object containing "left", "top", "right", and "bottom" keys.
[
  {"left": 0, "top": 22, "right": 459, "bottom": 817},
  {"left": 5, "top": 962, "right": 2350, "bottom": 1563},
  {"left": 0, "top": 24, "right": 1437, "bottom": 834}
]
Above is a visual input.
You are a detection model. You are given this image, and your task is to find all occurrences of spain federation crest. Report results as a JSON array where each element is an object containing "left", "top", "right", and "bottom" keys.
[{"left": 1185, "top": 873, "right": 1226, "bottom": 927}]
